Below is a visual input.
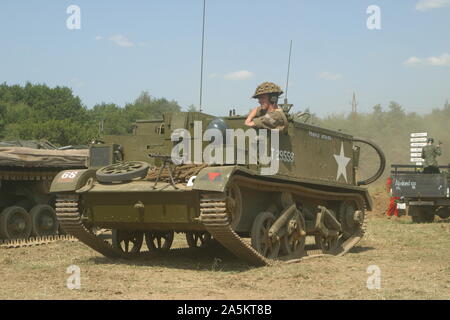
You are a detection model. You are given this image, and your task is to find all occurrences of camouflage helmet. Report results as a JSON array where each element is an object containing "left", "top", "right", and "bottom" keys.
[{"left": 252, "top": 82, "right": 284, "bottom": 99}]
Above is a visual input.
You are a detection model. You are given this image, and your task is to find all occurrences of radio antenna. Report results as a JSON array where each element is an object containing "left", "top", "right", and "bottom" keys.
[
  {"left": 199, "top": 0, "right": 206, "bottom": 113},
  {"left": 285, "top": 40, "right": 293, "bottom": 99},
  {"left": 281, "top": 40, "right": 293, "bottom": 113}
]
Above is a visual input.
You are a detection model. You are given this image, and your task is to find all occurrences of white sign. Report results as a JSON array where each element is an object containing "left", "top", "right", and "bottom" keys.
[
  {"left": 410, "top": 137, "right": 427, "bottom": 142},
  {"left": 410, "top": 132, "right": 427, "bottom": 137},
  {"left": 410, "top": 132, "right": 427, "bottom": 163},
  {"left": 411, "top": 142, "right": 427, "bottom": 147}
]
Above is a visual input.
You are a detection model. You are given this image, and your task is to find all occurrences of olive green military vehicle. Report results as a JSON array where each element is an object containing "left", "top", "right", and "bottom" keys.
[
  {"left": 0, "top": 140, "right": 87, "bottom": 245},
  {"left": 50, "top": 110, "right": 385, "bottom": 265}
]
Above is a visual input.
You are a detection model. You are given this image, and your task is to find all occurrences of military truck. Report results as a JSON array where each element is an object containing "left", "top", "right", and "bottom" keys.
[
  {"left": 0, "top": 140, "right": 87, "bottom": 242},
  {"left": 391, "top": 164, "right": 450, "bottom": 223},
  {"left": 50, "top": 109, "right": 385, "bottom": 265}
]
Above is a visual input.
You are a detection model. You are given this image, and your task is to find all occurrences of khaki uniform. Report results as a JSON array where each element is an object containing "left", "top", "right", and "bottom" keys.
[
  {"left": 422, "top": 144, "right": 441, "bottom": 173},
  {"left": 421, "top": 145, "right": 441, "bottom": 168},
  {"left": 252, "top": 107, "right": 288, "bottom": 132}
]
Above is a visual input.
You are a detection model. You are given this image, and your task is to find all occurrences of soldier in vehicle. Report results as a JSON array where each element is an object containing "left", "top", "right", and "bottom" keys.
[
  {"left": 421, "top": 138, "right": 442, "bottom": 174},
  {"left": 245, "top": 82, "right": 289, "bottom": 132}
]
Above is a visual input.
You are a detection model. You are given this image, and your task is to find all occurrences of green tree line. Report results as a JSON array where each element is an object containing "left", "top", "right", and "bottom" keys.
[{"left": 0, "top": 83, "right": 181, "bottom": 146}]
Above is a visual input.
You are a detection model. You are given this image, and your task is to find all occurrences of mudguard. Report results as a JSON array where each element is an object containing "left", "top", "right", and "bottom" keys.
[
  {"left": 192, "top": 166, "right": 237, "bottom": 192},
  {"left": 50, "top": 169, "right": 96, "bottom": 193}
]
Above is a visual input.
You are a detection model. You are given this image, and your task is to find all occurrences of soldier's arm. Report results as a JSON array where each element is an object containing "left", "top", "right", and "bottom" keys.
[
  {"left": 435, "top": 146, "right": 442, "bottom": 156},
  {"left": 245, "top": 107, "right": 259, "bottom": 127}
]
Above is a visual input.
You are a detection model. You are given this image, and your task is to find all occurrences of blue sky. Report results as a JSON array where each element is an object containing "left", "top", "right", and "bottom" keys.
[{"left": 0, "top": 0, "right": 449, "bottom": 117}]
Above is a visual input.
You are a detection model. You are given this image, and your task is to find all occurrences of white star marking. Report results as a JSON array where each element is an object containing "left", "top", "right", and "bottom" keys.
[{"left": 333, "top": 142, "right": 351, "bottom": 182}]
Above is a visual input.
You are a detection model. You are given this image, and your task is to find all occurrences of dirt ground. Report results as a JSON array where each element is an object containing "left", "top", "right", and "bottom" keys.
[{"left": 1, "top": 194, "right": 449, "bottom": 300}]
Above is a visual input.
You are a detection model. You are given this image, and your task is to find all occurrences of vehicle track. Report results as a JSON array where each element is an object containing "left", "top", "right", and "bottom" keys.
[{"left": 52, "top": 174, "right": 368, "bottom": 266}]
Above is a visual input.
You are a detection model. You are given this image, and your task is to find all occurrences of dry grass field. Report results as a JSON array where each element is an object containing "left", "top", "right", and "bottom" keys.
[{"left": 1, "top": 194, "right": 449, "bottom": 300}]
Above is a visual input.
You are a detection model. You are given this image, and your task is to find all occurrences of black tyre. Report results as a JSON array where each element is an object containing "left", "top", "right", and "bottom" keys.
[
  {"left": 30, "top": 204, "right": 59, "bottom": 237},
  {"left": 96, "top": 161, "right": 150, "bottom": 183},
  {"left": 409, "top": 206, "right": 435, "bottom": 223},
  {"left": 251, "top": 211, "right": 280, "bottom": 259},
  {"left": 0, "top": 206, "right": 32, "bottom": 240},
  {"left": 436, "top": 207, "right": 450, "bottom": 219}
]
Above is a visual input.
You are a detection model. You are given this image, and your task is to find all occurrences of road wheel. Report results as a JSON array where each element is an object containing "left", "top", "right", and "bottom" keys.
[
  {"left": 314, "top": 234, "right": 339, "bottom": 254},
  {"left": 226, "top": 182, "right": 242, "bottom": 230},
  {"left": 30, "top": 204, "right": 59, "bottom": 237},
  {"left": 185, "top": 231, "right": 212, "bottom": 248},
  {"left": 251, "top": 211, "right": 280, "bottom": 259},
  {"left": 338, "top": 201, "right": 364, "bottom": 239},
  {"left": 280, "top": 212, "right": 306, "bottom": 258},
  {"left": 112, "top": 230, "right": 143, "bottom": 254},
  {"left": 0, "top": 206, "right": 32, "bottom": 240},
  {"left": 409, "top": 206, "right": 435, "bottom": 223},
  {"left": 144, "top": 230, "right": 174, "bottom": 251}
]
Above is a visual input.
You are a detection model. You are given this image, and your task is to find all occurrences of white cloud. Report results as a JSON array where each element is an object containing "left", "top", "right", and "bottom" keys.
[
  {"left": 427, "top": 53, "right": 450, "bottom": 66},
  {"left": 404, "top": 53, "right": 450, "bottom": 66},
  {"left": 95, "top": 35, "right": 102, "bottom": 40},
  {"left": 318, "top": 72, "right": 342, "bottom": 81},
  {"left": 223, "top": 70, "right": 254, "bottom": 80},
  {"left": 415, "top": 0, "right": 450, "bottom": 11},
  {"left": 109, "top": 34, "right": 134, "bottom": 47},
  {"left": 404, "top": 57, "right": 422, "bottom": 65}
]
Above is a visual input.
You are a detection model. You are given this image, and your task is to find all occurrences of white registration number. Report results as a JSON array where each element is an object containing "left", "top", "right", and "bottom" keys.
[{"left": 397, "top": 203, "right": 406, "bottom": 210}]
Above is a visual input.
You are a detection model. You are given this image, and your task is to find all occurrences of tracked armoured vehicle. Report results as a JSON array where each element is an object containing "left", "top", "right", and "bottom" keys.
[
  {"left": 50, "top": 108, "right": 385, "bottom": 265},
  {"left": 0, "top": 140, "right": 87, "bottom": 246}
]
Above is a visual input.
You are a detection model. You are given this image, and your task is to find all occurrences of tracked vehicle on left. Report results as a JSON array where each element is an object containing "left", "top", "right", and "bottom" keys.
[{"left": 0, "top": 140, "right": 87, "bottom": 245}]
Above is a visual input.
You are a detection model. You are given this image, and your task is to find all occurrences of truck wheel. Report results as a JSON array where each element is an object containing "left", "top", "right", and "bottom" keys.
[
  {"left": 96, "top": 161, "right": 150, "bottom": 183},
  {"left": 0, "top": 206, "right": 32, "bottom": 240},
  {"left": 30, "top": 204, "right": 59, "bottom": 237},
  {"left": 410, "top": 206, "right": 435, "bottom": 223},
  {"left": 436, "top": 208, "right": 450, "bottom": 219}
]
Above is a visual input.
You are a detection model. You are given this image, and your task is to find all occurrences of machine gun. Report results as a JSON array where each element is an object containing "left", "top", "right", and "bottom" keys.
[{"left": 148, "top": 153, "right": 179, "bottom": 189}]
